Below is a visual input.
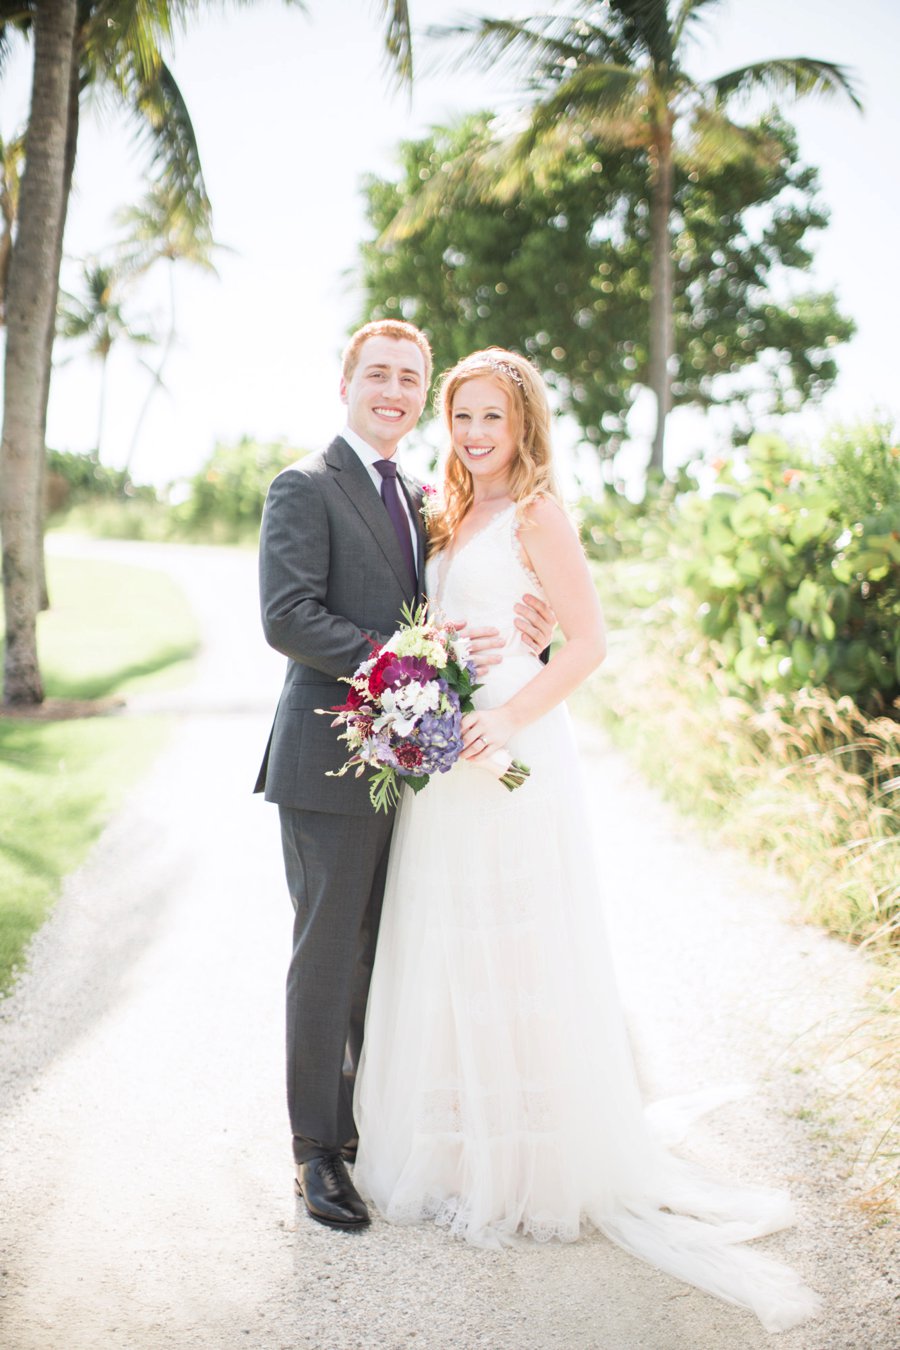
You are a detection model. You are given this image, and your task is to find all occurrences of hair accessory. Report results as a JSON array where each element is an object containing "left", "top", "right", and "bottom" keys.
[
  {"left": 486, "top": 357, "right": 525, "bottom": 389},
  {"left": 461, "top": 353, "right": 526, "bottom": 391}
]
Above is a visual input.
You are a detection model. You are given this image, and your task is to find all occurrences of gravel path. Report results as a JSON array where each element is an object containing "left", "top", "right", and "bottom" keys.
[{"left": 0, "top": 537, "right": 895, "bottom": 1350}]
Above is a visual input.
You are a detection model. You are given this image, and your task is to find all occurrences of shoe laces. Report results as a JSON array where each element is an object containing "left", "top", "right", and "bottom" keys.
[{"left": 316, "top": 1153, "right": 345, "bottom": 1188}]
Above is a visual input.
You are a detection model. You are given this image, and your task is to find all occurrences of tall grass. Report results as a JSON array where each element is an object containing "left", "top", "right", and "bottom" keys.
[
  {"left": 591, "top": 557, "right": 899, "bottom": 952},
  {"left": 583, "top": 556, "right": 899, "bottom": 1201}
]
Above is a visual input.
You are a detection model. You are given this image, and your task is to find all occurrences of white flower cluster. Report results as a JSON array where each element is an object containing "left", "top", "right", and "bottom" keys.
[{"left": 374, "top": 680, "right": 442, "bottom": 737}]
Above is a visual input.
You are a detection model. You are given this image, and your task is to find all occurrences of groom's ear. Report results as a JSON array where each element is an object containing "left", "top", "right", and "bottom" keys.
[{"left": 339, "top": 377, "right": 349, "bottom": 405}]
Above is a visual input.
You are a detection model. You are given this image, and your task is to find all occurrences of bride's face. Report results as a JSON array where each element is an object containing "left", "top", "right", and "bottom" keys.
[{"left": 450, "top": 376, "right": 518, "bottom": 491}]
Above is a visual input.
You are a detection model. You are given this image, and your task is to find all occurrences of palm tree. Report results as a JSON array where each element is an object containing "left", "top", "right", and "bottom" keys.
[
  {"left": 429, "top": 0, "right": 860, "bottom": 473},
  {"left": 0, "top": 0, "right": 76, "bottom": 705},
  {"left": 58, "top": 258, "right": 156, "bottom": 459},
  {"left": 0, "top": 0, "right": 413, "bottom": 705},
  {"left": 0, "top": 0, "right": 219, "bottom": 639},
  {"left": 116, "top": 185, "right": 222, "bottom": 470}
]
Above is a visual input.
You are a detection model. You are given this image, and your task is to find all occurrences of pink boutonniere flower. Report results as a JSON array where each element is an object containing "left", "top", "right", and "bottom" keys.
[{"left": 420, "top": 483, "right": 439, "bottom": 531}]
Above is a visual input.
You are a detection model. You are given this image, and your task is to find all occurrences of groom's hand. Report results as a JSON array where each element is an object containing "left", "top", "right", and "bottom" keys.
[
  {"left": 515, "top": 593, "right": 556, "bottom": 656},
  {"left": 451, "top": 622, "right": 503, "bottom": 678}
]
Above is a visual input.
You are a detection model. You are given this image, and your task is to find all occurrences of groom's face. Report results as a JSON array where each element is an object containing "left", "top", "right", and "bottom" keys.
[{"left": 340, "top": 336, "right": 428, "bottom": 456}]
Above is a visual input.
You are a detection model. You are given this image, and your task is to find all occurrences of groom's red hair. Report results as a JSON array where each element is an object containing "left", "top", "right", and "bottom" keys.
[{"left": 342, "top": 320, "right": 433, "bottom": 389}]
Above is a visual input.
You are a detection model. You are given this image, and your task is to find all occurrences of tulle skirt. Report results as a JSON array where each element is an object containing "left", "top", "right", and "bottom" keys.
[{"left": 354, "top": 674, "right": 820, "bottom": 1333}]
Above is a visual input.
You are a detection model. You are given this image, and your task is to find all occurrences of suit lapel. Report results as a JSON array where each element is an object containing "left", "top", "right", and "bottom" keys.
[
  {"left": 325, "top": 437, "right": 417, "bottom": 599},
  {"left": 398, "top": 469, "right": 427, "bottom": 604}
]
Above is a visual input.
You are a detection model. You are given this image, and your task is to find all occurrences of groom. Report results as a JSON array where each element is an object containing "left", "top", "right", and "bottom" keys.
[{"left": 256, "top": 319, "right": 552, "bottom": 1230}]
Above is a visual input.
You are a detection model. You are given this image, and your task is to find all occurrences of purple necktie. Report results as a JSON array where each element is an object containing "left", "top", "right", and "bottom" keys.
[{"left": 374, "top": 459, "right": 416, "bottom": 586}]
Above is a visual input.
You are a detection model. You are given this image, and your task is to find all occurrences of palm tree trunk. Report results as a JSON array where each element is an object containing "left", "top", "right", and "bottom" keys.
[
  {"left": 35, "top": 52, "right": 81, "bottom": 615},
  {"left": 647, "top": 118, "right": 674, "bottom": 476},
  {"left": 0, "top": 0, "right": 77, "bottom": 705}
]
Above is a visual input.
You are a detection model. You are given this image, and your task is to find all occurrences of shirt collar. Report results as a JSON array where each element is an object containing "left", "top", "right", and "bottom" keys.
[{"left": 341, "top": 424, "right": 400, "bottom": 470}]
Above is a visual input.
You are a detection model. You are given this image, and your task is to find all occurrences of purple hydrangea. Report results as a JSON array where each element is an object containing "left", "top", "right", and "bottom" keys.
[{"left": 414, "top": 705, "right": 464, "bottom": 775}]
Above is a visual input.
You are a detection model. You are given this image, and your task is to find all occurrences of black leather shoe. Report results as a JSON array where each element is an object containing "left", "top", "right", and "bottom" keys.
[
  {"left": 294, "top": 1153, "right": 370, "bottom": 1230},
  {"left": 341, "top": 1137, "right": 358, "bottom": 1165}
]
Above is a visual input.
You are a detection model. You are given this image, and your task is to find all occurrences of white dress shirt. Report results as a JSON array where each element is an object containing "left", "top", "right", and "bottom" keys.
[{"left": 341, "top": 424, "right": 418, "bottom": 565}]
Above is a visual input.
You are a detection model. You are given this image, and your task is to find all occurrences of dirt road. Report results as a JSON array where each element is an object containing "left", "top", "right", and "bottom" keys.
[{"left": 0, "top": 538, "right": 895, "bottom": 1349}]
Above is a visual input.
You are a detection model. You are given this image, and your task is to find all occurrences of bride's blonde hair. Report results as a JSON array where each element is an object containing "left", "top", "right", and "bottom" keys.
[{"left": 427, "top": 348, "right": 562, "bottom": 557}]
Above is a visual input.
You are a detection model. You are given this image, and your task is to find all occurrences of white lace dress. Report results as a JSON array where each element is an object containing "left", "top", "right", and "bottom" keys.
[{"left": 353, "top": 504, "right": 820, "bottom": 1333}]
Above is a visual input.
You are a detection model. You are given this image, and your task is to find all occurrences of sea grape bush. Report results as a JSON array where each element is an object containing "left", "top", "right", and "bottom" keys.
[
  {"left": 579, "top": 422, "right": 900, "bottom": 712},
  {"left": 675, "top": 425, "right": 900, "bottom": 710}
]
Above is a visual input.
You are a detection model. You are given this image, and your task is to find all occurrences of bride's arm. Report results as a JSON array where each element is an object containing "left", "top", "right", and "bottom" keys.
[{"left": 460, "top": 496, "right": 606, "bottom": 758}]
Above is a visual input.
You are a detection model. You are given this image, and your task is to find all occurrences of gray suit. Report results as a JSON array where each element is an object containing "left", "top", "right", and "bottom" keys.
[{"left": 256, "top": 435, "right": 425, "bottom": 1159}]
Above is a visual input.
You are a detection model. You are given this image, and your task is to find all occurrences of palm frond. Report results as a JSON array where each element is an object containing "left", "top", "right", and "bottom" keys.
[
  {"left": 607, "top": 0, "right": 674, "bottom": 68},
  {"left": 0, "top": 4, "right": 31, "bottom": 78},
  {"left": 511, "top": 63, "right": 645, "bottom": 160},
  {"left": 103, "top": 53, "right": 211, "bottom": 229},
  {"left": 428, "top": 14, "right": 633, "bottom": 81},
  {"left": 710, "top": 57, "right": 862, "bottom": 112},
  {"left": 0, "top": 3, "right": 33, "bottom": 27},
  {"left": 115, "top": 183, "right": 223, "bottom": 276},
  {"left": 375, "top": 0, "right": 413, "bottom": 88},
  {"left": 83, "top": 0, "right": 171, "bottom": 82},
  {"left": 0, "top": 128, "right": 25, "bottom": 216},
  {"left": 671, "top": 0, "right": 723, "bottom": 49}
]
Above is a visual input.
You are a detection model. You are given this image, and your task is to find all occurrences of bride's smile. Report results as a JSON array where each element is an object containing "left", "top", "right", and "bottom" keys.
[{"left": 451, "top": 375, "right": 518, "bottom": 489}]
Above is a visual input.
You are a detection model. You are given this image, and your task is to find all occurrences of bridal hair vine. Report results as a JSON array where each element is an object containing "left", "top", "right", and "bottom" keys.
[
  {"left": 481, "top": 356, "right": 526, "bottom": 390},
  {"left": 455, "top": 350, "right": 528, "bottom": 392}
]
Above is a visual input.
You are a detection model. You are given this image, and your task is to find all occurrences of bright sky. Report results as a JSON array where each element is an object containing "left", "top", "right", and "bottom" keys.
[{"left": 1, "top": 0, "right": 897, "bottom": 490}]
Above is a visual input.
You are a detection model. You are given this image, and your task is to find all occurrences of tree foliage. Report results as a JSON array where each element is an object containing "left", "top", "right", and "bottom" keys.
[
  {"left": 423, "top": 0, "right": 860, "bottom": 469},
  {"left": 357, "top": 113, "right": 854, "bottom": 459},
  {"left": 173, "top": 437, "right": 304, "bottom": 540}
]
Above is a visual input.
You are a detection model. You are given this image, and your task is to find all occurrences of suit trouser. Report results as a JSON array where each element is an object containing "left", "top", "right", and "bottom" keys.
[{"left": 278, "top": 805, "right": 395, "bottom": 1163}]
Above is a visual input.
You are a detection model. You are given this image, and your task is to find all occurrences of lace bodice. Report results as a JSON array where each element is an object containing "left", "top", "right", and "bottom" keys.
[{"left": 426, "top": 503, "right": 544, "bottom": 676}]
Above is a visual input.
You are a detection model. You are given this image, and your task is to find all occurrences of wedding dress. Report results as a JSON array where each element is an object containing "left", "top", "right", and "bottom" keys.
[{"left": 353, "top": 503, "right": 820, "bottom": 1333}]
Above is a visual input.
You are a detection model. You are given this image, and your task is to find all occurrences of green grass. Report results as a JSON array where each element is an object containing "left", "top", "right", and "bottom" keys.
[
  {"left": 39, "top": 555, "right": 197, "bottom": 698},
  {"left": 0, "top": 554, "right": 199, "bottom": 993}
]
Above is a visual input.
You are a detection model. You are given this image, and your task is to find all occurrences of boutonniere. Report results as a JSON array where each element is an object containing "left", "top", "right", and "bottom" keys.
[{"left": 420, "top": 483, "right": 440, "bottom": 531}]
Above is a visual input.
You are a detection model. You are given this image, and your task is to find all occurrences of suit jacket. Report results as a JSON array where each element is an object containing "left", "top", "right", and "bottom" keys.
[{"left": 255, "top": 435, "right": 426, "bottom": 815}]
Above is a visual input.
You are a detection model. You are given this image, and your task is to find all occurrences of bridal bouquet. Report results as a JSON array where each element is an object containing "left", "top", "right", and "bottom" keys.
[{"left": 322, "top": 603, "right": 530, "bottom": 813}]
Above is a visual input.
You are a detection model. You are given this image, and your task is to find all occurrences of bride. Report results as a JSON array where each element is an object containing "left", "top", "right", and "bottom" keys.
[{"left": 353, "top": 347, "right": 820, "bottom": 1334}]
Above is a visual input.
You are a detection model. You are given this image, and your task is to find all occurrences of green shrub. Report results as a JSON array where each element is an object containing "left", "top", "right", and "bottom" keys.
[
  {"left": 578, "top": 467, "right": 695, "bottom": 563},
  {"left": 45, "top": 449, "right": 156, "bottom": 513},
  {"left": 674, "top": 425, "right": 900, "bottom": 711},
  {"left": 172, "top": 436, "right": 305, "bottom": 541}
]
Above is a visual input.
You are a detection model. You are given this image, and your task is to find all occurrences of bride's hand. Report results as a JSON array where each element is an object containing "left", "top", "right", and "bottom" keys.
[{"left": 460, "top": 706, "right": 520, "bottom": 760}]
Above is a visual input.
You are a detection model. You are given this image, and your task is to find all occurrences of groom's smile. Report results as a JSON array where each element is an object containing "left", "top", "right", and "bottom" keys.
[{"left": 340, "top": 334, "right": 428, "bottom": 455}]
